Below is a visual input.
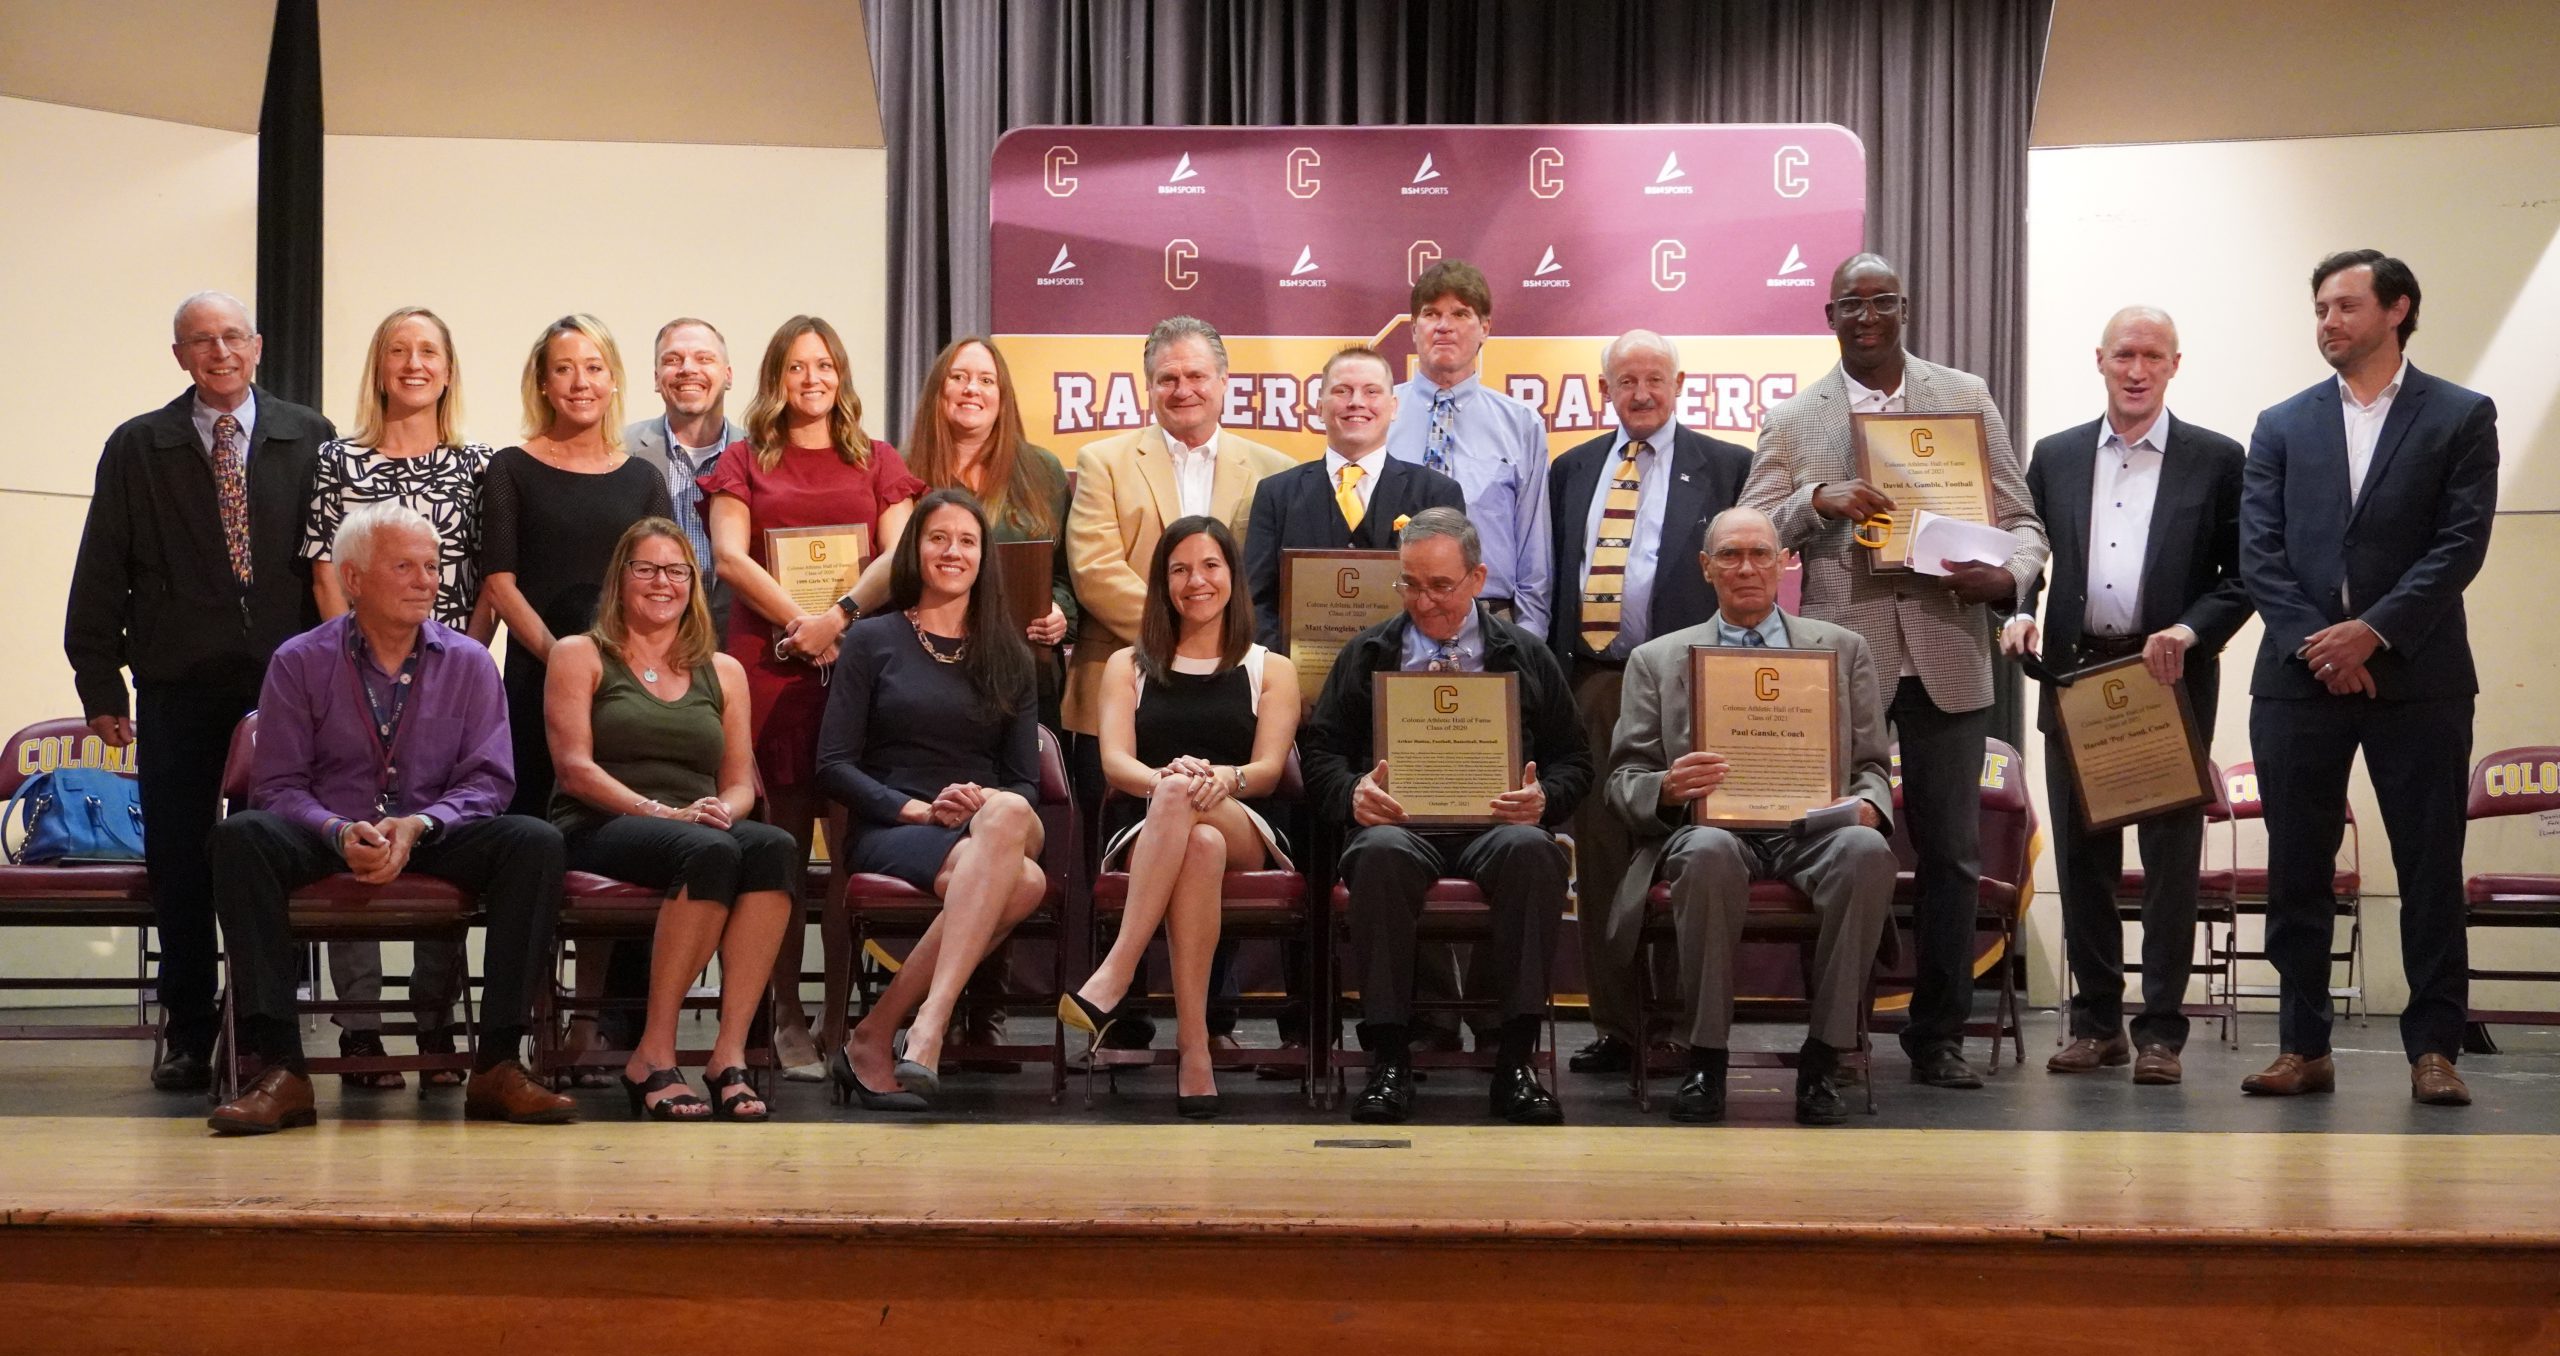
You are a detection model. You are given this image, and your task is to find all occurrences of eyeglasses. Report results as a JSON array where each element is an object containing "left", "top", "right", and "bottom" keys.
[
  {"left": 627, "top": 562, "right": 696, "bottom": 584},
  {"left": 1391, "top": 578, "right": 1467, "bottom": 601},
  {"left": 177, "top": 329, "right": 254, "bottom": 353},
  {"left": 1828, "top": 294, "right": 1905, "bottom": 320},
  {"left": 1709, "top": 547, "right": 1783, "bottom": 568}
]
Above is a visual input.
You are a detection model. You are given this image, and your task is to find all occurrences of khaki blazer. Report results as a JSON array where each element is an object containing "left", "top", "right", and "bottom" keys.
[{"left": 1061, "top": 425, "right": 1293, "bottom": 732}]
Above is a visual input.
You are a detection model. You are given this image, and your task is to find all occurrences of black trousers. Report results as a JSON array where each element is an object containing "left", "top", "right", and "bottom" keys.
[
  {"left": 2251, "top": 694, "right": 2474, "bottom": 1063},
  {"left": 211, "top": 810, "right": 564, "bottom": 1037},
  {"left": 2046, "top": 746, "right": 2205, "bottom": 1050},
  {"left": 1339, "top": 823, "right": 1566, "bottom": 1027},
  {"left": 1889, "top": 676, "right": 1990, "bottom": 1055},
  {"left": 135, "top": 679, "right": 260, "bottom": 1052},
  {"left": 564, "top": 815, "right": 800, "bottom": 905}
]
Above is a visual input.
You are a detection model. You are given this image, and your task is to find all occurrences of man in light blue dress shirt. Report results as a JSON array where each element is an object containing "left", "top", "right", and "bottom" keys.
[{"left": 1386, "top": 259, "right": 1554, "bottom": 641}]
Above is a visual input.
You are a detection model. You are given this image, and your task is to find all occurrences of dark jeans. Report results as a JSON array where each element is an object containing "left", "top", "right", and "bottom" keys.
[
  {"left": 2047, "top": 743, "right": 2204, "bottom": 1050},
  {"left": 2252, "top": 694, "right": 2474, "bottom": 1063},
  {"left": 1339, "top": 823, "right": 1567, "bottom": 1028},
  {"left": 211, "top": 811, "right": 564, "bottom": 1040},
  {"left": 136, "top": 678, "right": 260, "bottom": 1053},
  {"left": 564, "top": 815, "right": 799, "bottom": 904},
  {"left": 1889, "top": 677, "right": 1990, "bottom": 1057}
]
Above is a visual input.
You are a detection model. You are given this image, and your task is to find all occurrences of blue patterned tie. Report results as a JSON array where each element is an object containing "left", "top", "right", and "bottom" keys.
[
  {"left": 1742, "top": 630, "right": 1766, "bottom": 648},
  {"left": 1427, "top": 638, "right": 1462, "bottom": 672},
  {"left": 1424, "top": 389, "right": 1455, "bottom": 475}
]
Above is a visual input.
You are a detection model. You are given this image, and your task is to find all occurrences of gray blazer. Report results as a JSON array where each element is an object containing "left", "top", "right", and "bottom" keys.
[
  {"left": 1739, "top": 355, "right": 2048, "bottom": 716},
  {"left": 622, "top": 416, "right": 743, "bottom": 624},
  {"left": 1603, "top": 610, "right": 1894, "bottom": 924}
]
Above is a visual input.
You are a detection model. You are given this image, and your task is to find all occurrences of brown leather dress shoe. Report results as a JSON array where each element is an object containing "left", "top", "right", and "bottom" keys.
[
  {"left": 2411, "top": 1053, "right": 2471, "bottom": 1106},
  {"left": 209, "top": 1067, "right": 317, "bottom": 1135},
  {"left": 2132, "top": 1043, "right": 2182, "bottom": 1085},
  {"left": 2047, "top": 1033, "right": 2131, "bottom": 1074},
  {"left": 2240, "top": 1052, "right": 2335, "bottom": 1096},
  {"left": 464, "top": 1059, "right": 578, "bottom": 1124}
]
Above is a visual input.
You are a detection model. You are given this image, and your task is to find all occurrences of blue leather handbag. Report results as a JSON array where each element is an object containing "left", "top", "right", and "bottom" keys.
[{"left": 5, "top": 767, "right": 146, "bottom": 863}]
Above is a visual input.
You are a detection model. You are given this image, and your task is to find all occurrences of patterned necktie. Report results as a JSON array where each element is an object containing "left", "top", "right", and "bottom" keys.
[
  {"left": 1424, "top": 389, "right": 1455, "bottom": 474},
  {"left": 1577, "top": 441, "right": 1648, "bottom": 655},
  {"left": 211, "top": 413, "right": 253, "bottom": 586},
  {"left": 1335, "top": 461, "right": 1366, "bottom": 531},
  {"left": 1741, "top": 629, "right": 1767, "bottom": 647},
  {"left": 1426, "top": 638, "right": 1462, "bottom": 672}
]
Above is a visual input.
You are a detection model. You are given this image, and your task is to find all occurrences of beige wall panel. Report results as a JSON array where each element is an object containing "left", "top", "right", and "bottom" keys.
[
  {"left": 0, "top": 0, "right": 269, "bottom": 131},
  {"left": 319, "top": 136, "right": 889, "bottom": 449}
]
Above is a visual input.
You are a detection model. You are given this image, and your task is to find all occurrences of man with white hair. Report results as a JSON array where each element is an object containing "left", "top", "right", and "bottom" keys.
[
  {"left": 205, "top": 503, "right": 574, "bottom": 1134},
  {"left": 1547, "top": 329, "right": 1755, "bottom": 1075},
  {"left": 66, "top": 291, "right": 334, "bottom": 1091}
]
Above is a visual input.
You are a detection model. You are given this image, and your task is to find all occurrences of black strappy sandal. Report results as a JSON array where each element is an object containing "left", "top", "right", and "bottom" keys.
[
  {"left": 619, "top": 1066, "right": 710, "bottom": 1121},
  {"left": 704, "top": 1066, "right": 770, "bottom": 1123}
]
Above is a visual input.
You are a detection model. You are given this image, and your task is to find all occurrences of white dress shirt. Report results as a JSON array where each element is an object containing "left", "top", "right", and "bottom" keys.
[
  {"left": 2338, "top": 358, "right": 2408, "bottom": 508},
  {"left": 1577, "top": 427, "right": 1675, "bottom": 658},
  {"left": 1163, "top": 426, "right": 1220, "bottom": 518},
  {"left": 1323, "top": 446, "right": 1384, "bottom": 512},
  {"left": 2083, "top": 410, "right": 2171, "bottom": 638}
]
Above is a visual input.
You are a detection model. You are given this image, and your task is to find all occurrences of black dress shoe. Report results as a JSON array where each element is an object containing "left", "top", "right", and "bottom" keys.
[
  {"left": 151, "top": 1047, "right": 213, "bottom": 1092},
  {"left": 1909, "top": 1045, "right": 1984, "bottom": 1089},
  {"left": 1795, "top": 1075, "right": 1849, "bottom": 1125},
  {"left": 1351, "top": 1058, "right": 1414, "bottom": 1124},
  {"left": 1568, "top": 1034, "right": 1633, "bottom": 1074},
  {"left": 1670, "top": 1070, "right": 1726, "bottom": 1124},
  {"left": 1490, "top": 1063, "right": 1563, "bottom": 1125}
]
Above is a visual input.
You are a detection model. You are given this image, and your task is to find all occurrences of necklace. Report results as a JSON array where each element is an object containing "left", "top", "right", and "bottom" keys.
[
  {"left": 629, "top": 649, "right": 669, "bottom": 685},
  {"left": 906, "top": 609, "right": 967, "bottom": 664}
]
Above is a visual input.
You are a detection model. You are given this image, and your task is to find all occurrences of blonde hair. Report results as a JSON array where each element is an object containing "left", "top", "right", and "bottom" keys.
[
  {"left": 351, "top": 306, "right": 462, "bottom": 448},
  {"left": 744, "top": 315, "right": 870, "bottom": 472},
  {"left": 519, "top": 313, "right": 628, "bottom": 452},
  {"left": 588, "top": 517, "right": 718, "bottom": 673}
]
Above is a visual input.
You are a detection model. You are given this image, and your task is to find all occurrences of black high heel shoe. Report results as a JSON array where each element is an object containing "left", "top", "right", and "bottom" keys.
[
  {"left": 1176, "top": 1093, "right": 1223, "bottom": 1120},
  {"left": 620, "top": 1067, "right": 709, "bottom": 1121},
  {"left": 704, "top": 1066, "right": 770, "bottom": 1123},
  {"left": 827, "top": 1043, "right": 927, "bottom": 1112}
]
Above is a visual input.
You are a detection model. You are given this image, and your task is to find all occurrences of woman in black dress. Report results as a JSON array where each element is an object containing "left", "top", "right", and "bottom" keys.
[
  {"left": 1061, "top": 517, "right": 1298, "bottom": 1116},
  {"left": 480, "top": 314, "right": 672, "bottom": 820},
  {"left": 816, "top": 489, "right": 1045, "bottom": 1110}
]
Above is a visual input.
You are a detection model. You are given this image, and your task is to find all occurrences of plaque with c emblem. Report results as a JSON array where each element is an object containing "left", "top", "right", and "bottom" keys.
[
  {"left": 1848, "top": 411, "right": 1996, "bottom": 573},
  {"left": 764, "top": 524, "right": 873, "bottom": 618},
  {"left": 1282, "top": 549, "right": 1402, "bottom": 712},
  {"left": 1371, "top": 671, "right": 1521, "bottom": 826},
  {"left": 1688, "top": 646, "right": 1845, "bottom": 829},
  {"left": 2048, "top": 653, "right": 2213, "bottom": 833}
]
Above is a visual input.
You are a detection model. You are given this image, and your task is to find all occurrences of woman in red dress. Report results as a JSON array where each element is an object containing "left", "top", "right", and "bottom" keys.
[{"left": 701, "top": 315, "right": 923, "bottom": 1076}]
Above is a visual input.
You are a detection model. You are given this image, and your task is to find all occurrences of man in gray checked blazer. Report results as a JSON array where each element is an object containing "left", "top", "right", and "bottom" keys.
[
  {"left": 1608, "top": 507, "right": 1896, "bottom": 1127},
  {"left": 1739, "top": 253, "right": 2048, "bottom": 1090}
]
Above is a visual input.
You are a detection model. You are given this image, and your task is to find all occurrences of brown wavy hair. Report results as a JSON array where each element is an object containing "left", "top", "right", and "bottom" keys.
[
  {"left": 903, "top": 337, "right": 1061, "bottom": 538},
  {"left": 588, "top": 518, "right": 718, "bottom": 674},
  {"left": 887, "top": 489, "right": 1034, "bottom": 719},
  {"left": 743, "top": 315, "right": 871, "bottom": 472},
  {"left": 1136, "top": 515, "right": 1251, "bottom": 683}
]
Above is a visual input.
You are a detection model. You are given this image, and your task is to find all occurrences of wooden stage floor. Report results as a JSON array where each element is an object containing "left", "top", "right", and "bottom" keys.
[{"left": 5, "top": 1114, "right": 2558, "bottom": 1354}]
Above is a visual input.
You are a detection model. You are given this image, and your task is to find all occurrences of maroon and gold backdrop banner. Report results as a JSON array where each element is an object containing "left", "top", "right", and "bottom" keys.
[{"left": 990, "top": 124, "right": 1866, "bottom": 461}]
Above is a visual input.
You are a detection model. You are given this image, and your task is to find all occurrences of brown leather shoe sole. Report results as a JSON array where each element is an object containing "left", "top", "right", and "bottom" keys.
[{"left": 208, "top": 1104, "right": 317, "bottom": 1136}]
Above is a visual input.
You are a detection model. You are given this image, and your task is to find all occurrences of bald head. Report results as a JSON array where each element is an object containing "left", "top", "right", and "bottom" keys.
[
  {"left": 2100, "top": 305, "right": 2179, "bottom": 352},
  {"left": 2095, "top": 305, "right": 2182, "bottom": 434}
]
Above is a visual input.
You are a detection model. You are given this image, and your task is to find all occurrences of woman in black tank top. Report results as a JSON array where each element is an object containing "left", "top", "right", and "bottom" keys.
[{"left": 1062, "top": 517, "right": 1300, "bottom": 1117}]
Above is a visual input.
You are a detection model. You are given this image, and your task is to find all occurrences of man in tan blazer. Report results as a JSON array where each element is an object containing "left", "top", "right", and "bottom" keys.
[
  {"left": 1739, "top": 252, "right": 2047, "bottom": 1091},
  {"left": 1063, "top": 315, "right": 1293, "bottom": 735}
]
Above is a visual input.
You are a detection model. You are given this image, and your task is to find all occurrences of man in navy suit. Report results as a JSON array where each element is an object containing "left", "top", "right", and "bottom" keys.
[
  {"left": 1546, "top": 330, "right": 1753, "bottom": 1073},
  {"left": 1245, "top": 345, "right": 1464, "bottom": 648},
  {"left": 2238, "top": 250, "right": 2499, "bottom": 1106},
  {"left": 2005, "top": 306, "right": 2250, "bottom": 1086}
]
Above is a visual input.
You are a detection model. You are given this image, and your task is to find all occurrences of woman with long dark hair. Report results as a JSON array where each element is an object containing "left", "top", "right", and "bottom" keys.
[
  {"left": 1063, "top": 516, "right": 1297, "bottom": 1118},
  {"left": 815, "top": 488, "right": 1044, "bottom": 1109}
]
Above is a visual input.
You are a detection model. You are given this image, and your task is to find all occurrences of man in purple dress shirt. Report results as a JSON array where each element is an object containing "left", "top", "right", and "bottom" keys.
[{"left": 208, "top": 502, "right": 574, "bottom": 1134}]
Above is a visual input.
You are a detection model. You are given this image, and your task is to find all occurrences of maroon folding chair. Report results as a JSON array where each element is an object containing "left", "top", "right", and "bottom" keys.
[
  {"left": 2461, "top": 746, "right": 2560, "bottom": 1034},
  {"left": 828, "top": 725, "right": 1078, "bottom": 1101},
  {"left": 2217, "top": 760, "right": 2365, "bottom": 1022},
  {"left": 536, "top": 870, "right": 782, "bottom": 1093},
  {"left": 1087, "top": 752, "right": 1313, "bottom": 1104},
  {"left": 210, "top": 712, "right": 480, "bottom": 1099},
  {"left": 2058, "top": 761, "right": 2241, "bottom": 1047},
  {"left": 1874, "top": 738, "right": 2037, "bottom": 1070},
  {"left": 0, "top": 719, "right": 158, "bottom": 1047}
]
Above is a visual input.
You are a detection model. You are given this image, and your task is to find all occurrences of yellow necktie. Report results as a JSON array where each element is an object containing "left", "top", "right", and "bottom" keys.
[
  {"left": 1336, "top": 461, "right": 1366, "bottom": 531},
  {"left": 1579, "top": 442, "right": 1648, "bottom": 653}
]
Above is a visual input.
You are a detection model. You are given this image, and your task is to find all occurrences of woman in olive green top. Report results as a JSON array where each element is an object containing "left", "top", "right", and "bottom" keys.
[{"left": 546, "top": 519, "right": 797, "bottom": 1121}]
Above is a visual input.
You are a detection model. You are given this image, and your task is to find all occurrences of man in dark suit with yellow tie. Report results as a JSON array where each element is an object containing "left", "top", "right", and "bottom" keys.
[
  {"left": 2004, "top": 306, "right": 2250, "bottom": 1086},
  {"left": 1546, "top": 330, "right": 1753, "bottom": 1075},
  {"left": 2239, "top": 250, "right": 2499, "bottom": 1106}
]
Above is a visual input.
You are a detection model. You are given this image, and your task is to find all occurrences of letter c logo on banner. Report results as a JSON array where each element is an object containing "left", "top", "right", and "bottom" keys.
[
  {"left": 1530, "top": 147, "right": 1565, "bottom": 199},
  {"left": 1336, "top": 568, "right": 1361, "bottom": 599},
  {"left": 1774, "top": 144, "right": 1810, "bottom": 199},
  {"left": 1652, "top": 240, "right": 1687, "bottom": 292},
  {"left": 1908, "top": 427, "right": 1937, "bottom": 458},
  {"left": 1045, "top": 146, "right": 1078, "bottom": 197},
  {"left": 1287, "top": 148, "right": 1322, "bottom": 199},
  {"left": 1754, "top": 667, "right": 1781, "bottom": 701},
  {"left": 1433, "top": 685, "right": 1460, "bottom": 714},
  {"left": 1408, "top": 241, "right": 1442, "bottom": 285},
  {"left": 1166, "top": 239, "right": 1199, "bottom": 291},
  {"left": 2103, "top": 678, "right": 2130, "bottom": 710}
]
